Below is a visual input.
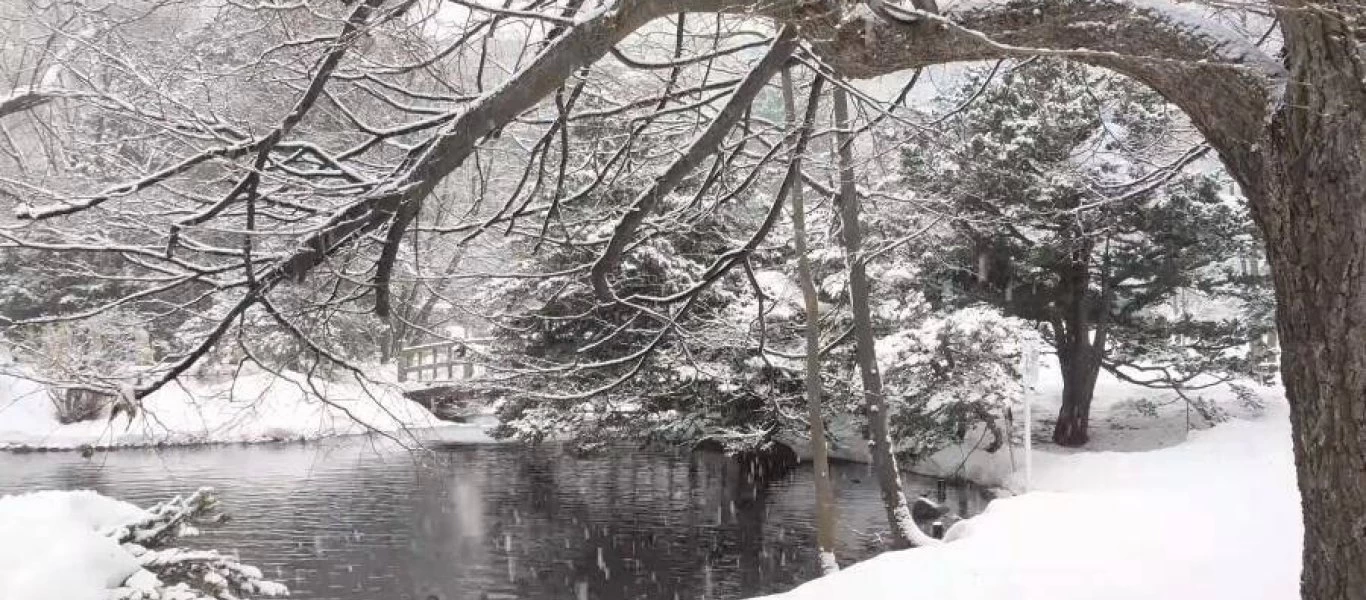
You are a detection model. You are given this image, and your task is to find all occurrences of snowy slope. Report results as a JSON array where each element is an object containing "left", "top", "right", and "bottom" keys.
[
  {"left": 756, "top": 389, "right": 1301, "bottom": 600},
  {"left": 0, "top": 365, "right": 444, "bottom": 450}
]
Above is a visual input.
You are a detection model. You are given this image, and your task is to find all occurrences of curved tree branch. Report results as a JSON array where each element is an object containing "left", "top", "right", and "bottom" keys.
[
  {"left": 780, "top": 0, "right": 1284, "bottom": 188},
  {"left": 588, "top": 25, "right": 799, "bottom": 302},
  {"left": 0, "top": 87, "right": 78, "bottom": 120}
]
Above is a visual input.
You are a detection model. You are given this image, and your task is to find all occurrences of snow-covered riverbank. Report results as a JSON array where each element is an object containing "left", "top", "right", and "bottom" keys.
[
  {"left": 757, "top": 375, "right": 1301, "bottom": 599},
  {"left": 0, "top": 488, "right": 286, "bottom": 600},
  {"left": 0, "top": 365, "right": 472, "bottom": 450}
]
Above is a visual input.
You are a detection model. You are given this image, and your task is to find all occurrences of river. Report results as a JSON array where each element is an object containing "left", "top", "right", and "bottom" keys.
[{"left": 0, "top": 434, "right": 983, "bottom": 600}]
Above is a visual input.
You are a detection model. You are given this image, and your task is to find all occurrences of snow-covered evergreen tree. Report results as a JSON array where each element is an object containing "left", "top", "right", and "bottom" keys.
[{"left": 900, "top": 60, "right": 1274, "bottom": 446}]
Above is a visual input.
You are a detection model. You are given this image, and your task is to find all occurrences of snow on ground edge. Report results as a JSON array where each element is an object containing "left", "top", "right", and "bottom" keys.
[
  {"left": 756, "top": 392, "right": 1302, "bottom": 600},
  {"left": 0, "top": 364, "right": 447, "bottom": 450},
  {"left": 0, "top": 490, "right": 148, "bottom": 600}
]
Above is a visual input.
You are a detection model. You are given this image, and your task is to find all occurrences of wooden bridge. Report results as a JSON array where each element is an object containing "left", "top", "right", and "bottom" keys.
[
  {"left": 397, "top": 339, "right": 495, "bottom": 421},
  {"left": 396, "top": 339, "right": 490, "bottom": 383}
]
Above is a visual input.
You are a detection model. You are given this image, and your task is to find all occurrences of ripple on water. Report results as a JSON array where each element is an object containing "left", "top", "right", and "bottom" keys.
[{"left": 0, "top": 437, "right": 983, "bottom": 600}]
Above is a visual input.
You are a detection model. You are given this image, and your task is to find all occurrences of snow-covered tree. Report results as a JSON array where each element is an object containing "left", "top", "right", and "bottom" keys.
[
  {"left": 900, "top": 60, "right": 1272, "bottom": 446},
  {"left": 4, "top": 0, "right": 1366, "bottom": 588},
  {"left": 467, "top": 60, "right": 798, "bottom": 453}
]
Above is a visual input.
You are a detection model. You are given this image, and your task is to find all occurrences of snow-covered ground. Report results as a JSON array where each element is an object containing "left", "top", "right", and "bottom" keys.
[
  {"left": 0, "top": 364, "right": 472, "bottom": 450},
  {"left": 0, "top": 490, "right": 148, "bottom": 600},
  {"left": 0, "top": 488, "right": 286, "bottom": 600},
  {"left": 912, "top": 355, "right": 1280, "bottom": 485},
  {"left": 758, "top": 361, "right": 1301, "bottom": 600}
]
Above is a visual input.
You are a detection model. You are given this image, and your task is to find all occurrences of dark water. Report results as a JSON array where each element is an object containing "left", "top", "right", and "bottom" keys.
[{"left": 0, "top": 436, "right": 983, "bottom": 600}]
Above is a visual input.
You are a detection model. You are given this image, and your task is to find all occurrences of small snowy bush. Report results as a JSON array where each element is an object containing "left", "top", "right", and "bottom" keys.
[
  {"left": 10, "top": 310, "right": 146, "bottom": 422},
  {"left": 1228, "top": 382, "right": 1266, "bottom": 416},
  {"left": 879, "top": 306, "right": 1024, "bottom": 460}
]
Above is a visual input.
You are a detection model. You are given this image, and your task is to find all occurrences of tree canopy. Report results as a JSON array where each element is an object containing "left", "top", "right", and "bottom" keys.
[{"left": 2, "top": 0, "right": 1364, "bottom": 596}]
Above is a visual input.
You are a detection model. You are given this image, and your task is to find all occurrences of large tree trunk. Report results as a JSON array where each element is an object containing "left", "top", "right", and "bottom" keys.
[
  {"left": 1050, "top": 234, "right": 1107, "bottom": 447},
  {"left": 1053, "top": 344, "right": 1102, "bottom": 446},
  {"left": 1253, "top": 9, "right": 1366, "bottom": 597},
  {"left": 783, "top": 66, "right": 839, "bottom": 574},
  {"left": 1263, "top": 170, "right": 1366, "bottom": 599}
]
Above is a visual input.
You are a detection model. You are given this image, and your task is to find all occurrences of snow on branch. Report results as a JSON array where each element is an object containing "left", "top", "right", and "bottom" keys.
[
  {"left": 589, "top": 26, "right": 799, "bottom": 303},
  {"left": 114, "top": 546, "right": 289, "bottom": 600},
  {"left": 105, "top": 488, "right": 225, "bottom": 547},
  {"left": 0, "top": 87, "right": 79, "bottom": 119},
  {"left": 774, "top": 0, "right": 1285, "bottom": 154},
  {"left": 0, "top": 0, "right": 1289, "bottom": 409},
  {"left": 106, "top": 488, "right": 288, "bottom": 600}
]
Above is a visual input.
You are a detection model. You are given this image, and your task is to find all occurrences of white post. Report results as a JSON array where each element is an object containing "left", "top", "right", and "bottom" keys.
[
  {"left": 1022, "top": 338, "right": 1039, "bottom": 492},
  {"left": 1024, "top": 380, "right": 1032, "bottom": 491}
]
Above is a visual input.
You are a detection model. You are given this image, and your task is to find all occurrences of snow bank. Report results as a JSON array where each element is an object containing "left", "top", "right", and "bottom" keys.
[
  {"left": 756, "top": 393, "right": 1301, "bottom": 600},
  {"left": 0, "top": 488, "right": 287, "bottom": 600},
  {"left": 0, "top": 365, "right": 444, "bottom": 450},
  {"left": 0, "top": 490, "right": 148, "bottom": 600}
]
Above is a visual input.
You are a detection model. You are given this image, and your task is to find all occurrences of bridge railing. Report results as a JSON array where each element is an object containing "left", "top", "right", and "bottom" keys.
[{"left": 397, "top": 339, "right": 490, "bottom": 383}]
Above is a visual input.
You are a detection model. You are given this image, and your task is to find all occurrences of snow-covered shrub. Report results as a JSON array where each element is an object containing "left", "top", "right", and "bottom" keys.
[
  {"left": 10, "top": 310, "right": 146, "bottom": 422},
  {"left": 1228, "top": 382, "right": 1266, "bottom": 416},
  {"left": 48, "top": 385, "right": 112, "bottom": 423},
  {"left": 1129, "top": 397, "right": 1162, "bottom": 418},
  {"left": 879, "top": 306, "right": 1023, "bottom": 461},
  {"left": 17, "top": 312, "right": 142, "bottom": 376}
]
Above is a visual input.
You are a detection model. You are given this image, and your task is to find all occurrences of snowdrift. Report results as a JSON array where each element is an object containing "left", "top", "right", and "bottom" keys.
[
  {"left": 0, "top": 488, "right": 287, "bottom": 600},
  {"left": 0, "top": 490, "right": 148, "bottom": 600}
]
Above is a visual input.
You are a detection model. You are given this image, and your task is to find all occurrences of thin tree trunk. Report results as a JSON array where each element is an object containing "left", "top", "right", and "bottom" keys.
[
  {"left": 831, "top": 87, "right": 936, "bottom": 549},
  {"left": 782, "top": 65, "right": 839, "bottom": 574}
]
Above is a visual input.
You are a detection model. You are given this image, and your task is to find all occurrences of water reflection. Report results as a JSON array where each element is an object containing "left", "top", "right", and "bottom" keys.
[{"left": 0, "top": 438, "right": 983, "bottom": 600}]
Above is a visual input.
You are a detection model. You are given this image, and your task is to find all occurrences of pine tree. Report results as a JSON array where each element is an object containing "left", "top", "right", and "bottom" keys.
[{"left": 902, "top": 60, "right": 1272, "bottom": 447}]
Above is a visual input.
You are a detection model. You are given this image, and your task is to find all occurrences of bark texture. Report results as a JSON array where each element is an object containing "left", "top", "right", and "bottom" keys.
[
  {"left": 831, "top": 86, "right": 928, "bottom": 549},
  {"left": 1254, "top": 5, "right": 1366, "bottom": 598},
  {"left": 782, "top": 66, "right": 839, "bottom": 573}
]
